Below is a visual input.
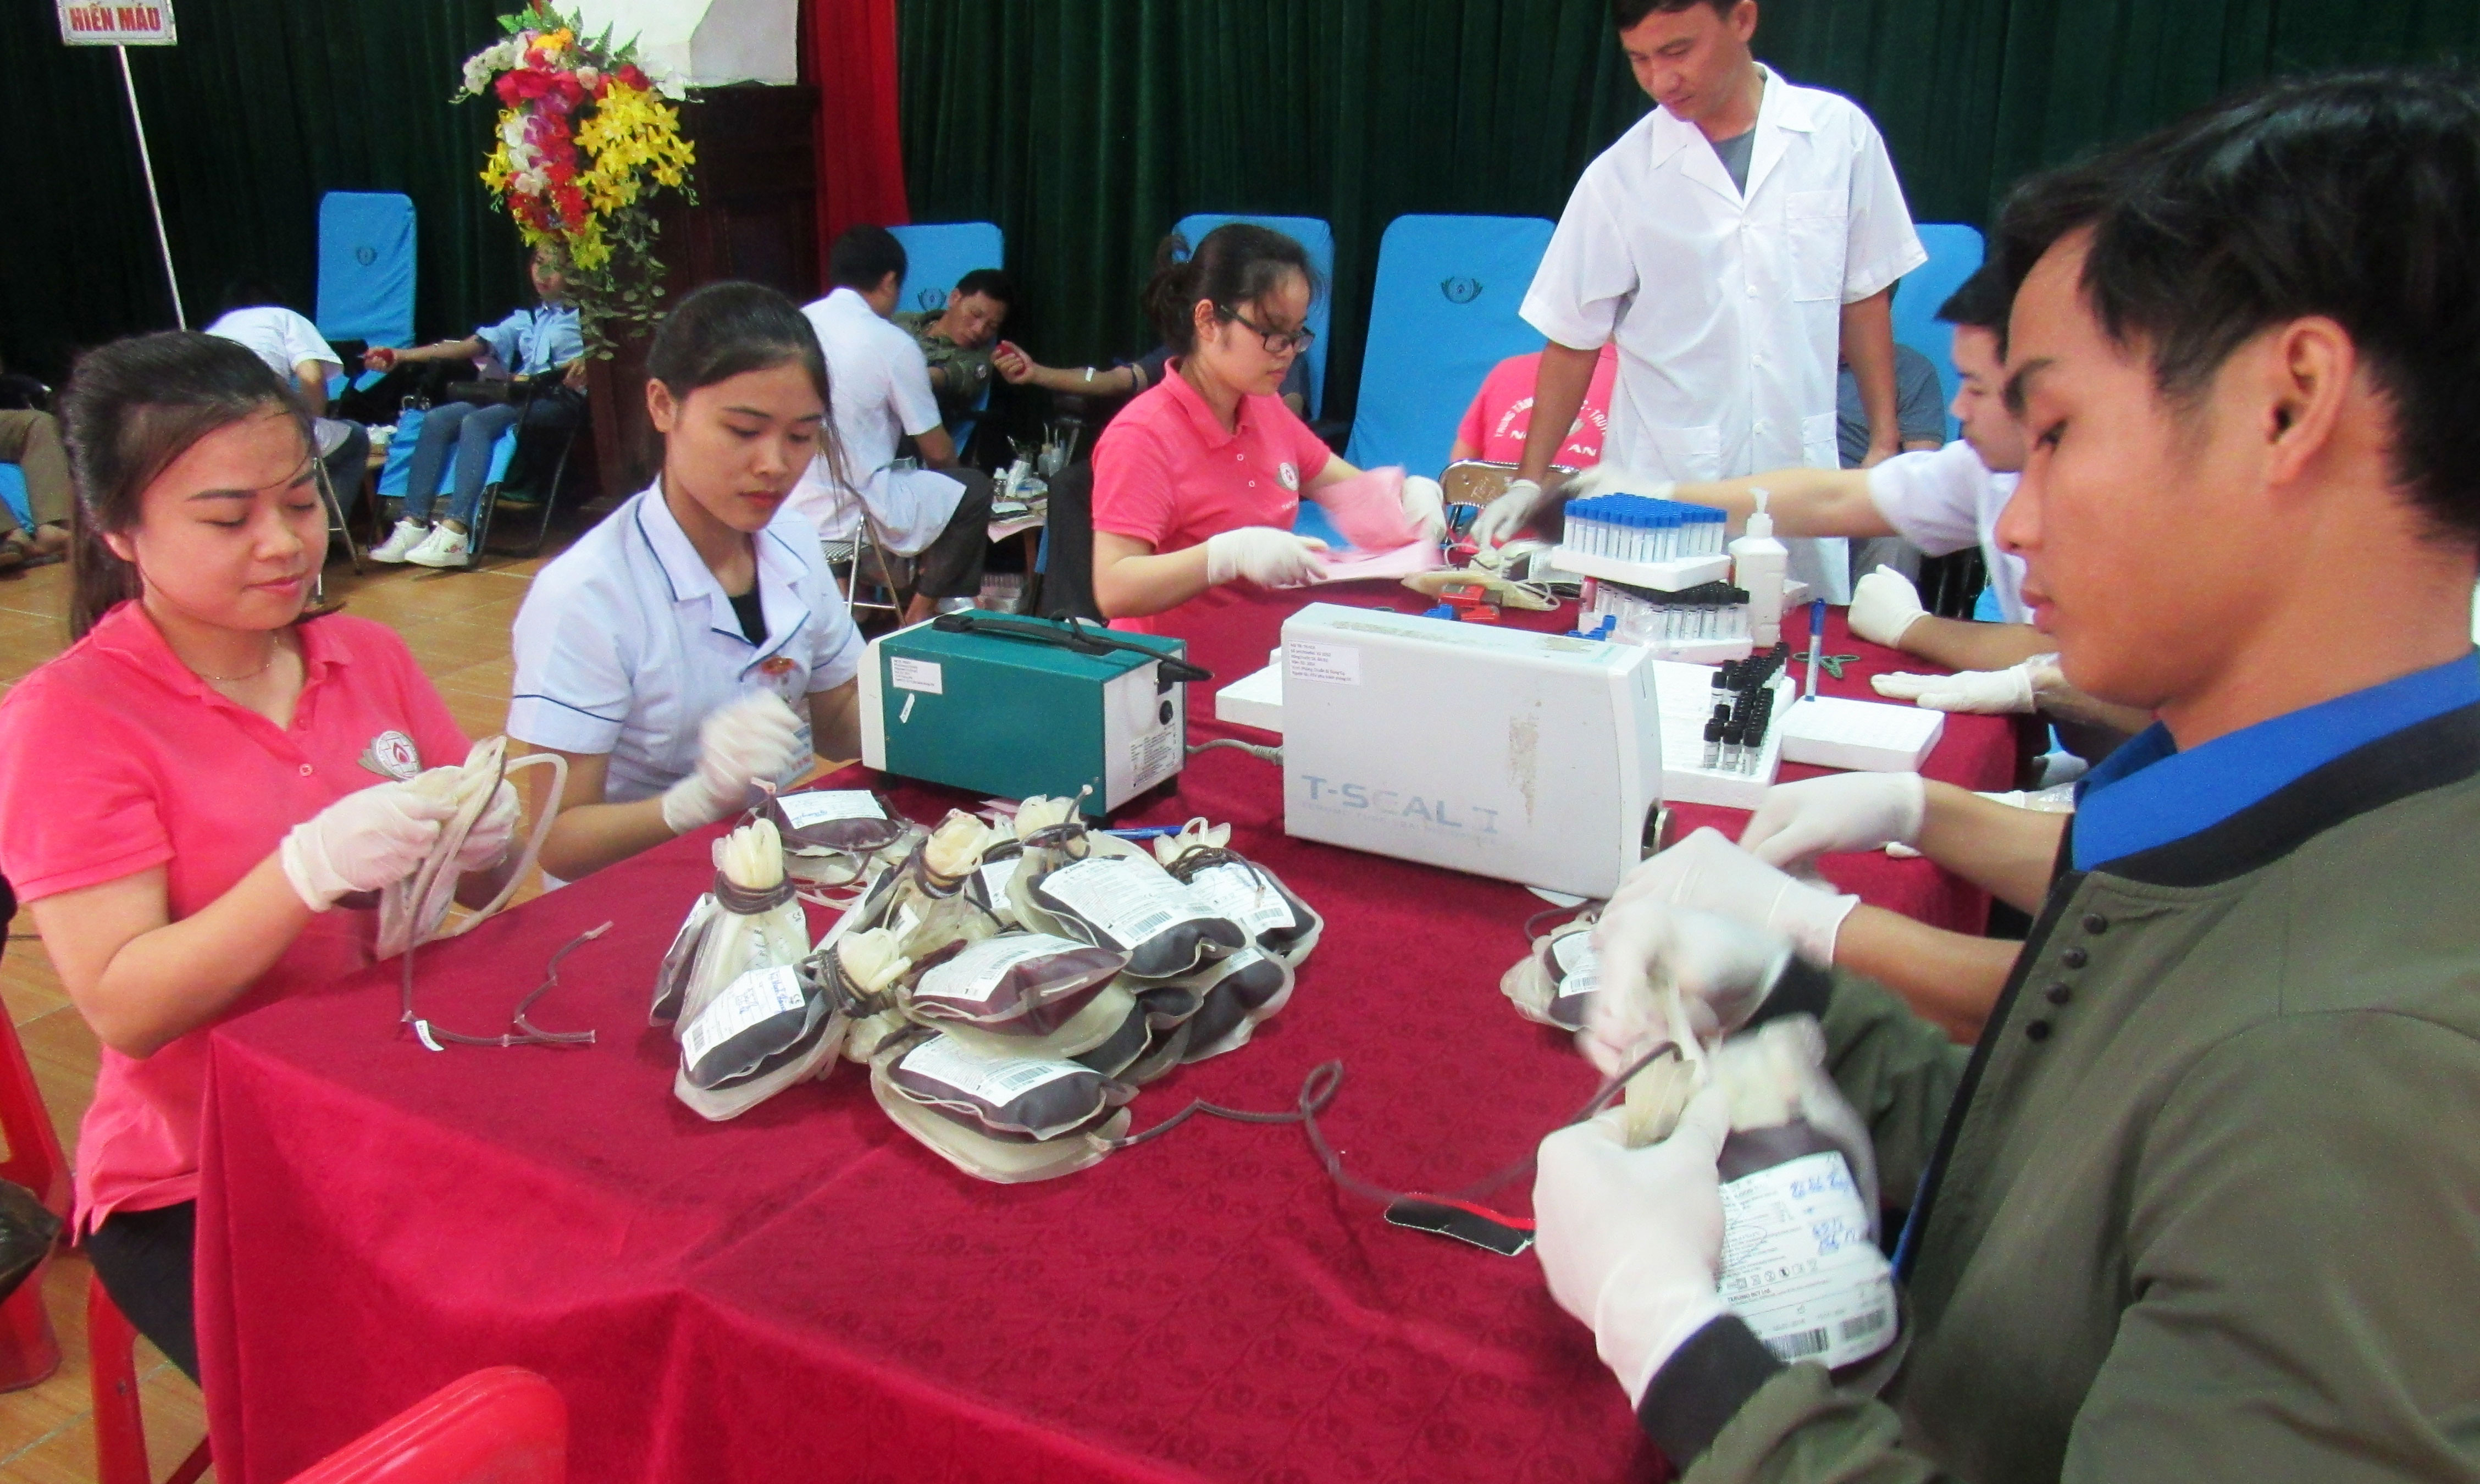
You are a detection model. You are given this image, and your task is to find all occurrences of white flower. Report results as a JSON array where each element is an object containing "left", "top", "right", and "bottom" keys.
[
  {"left": 575, "top": 65, "right": 601, "bottom": 90},
  {"left": 500, "top": 116, "right": 528, "bottom": 149},
  {"left": 655, "top": 67, "right": 689, "bottom": 100}
]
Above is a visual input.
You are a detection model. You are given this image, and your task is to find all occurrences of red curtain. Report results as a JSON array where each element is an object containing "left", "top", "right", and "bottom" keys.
[{"left": 806, "top": 0, "right": 911, "bottom": 267}]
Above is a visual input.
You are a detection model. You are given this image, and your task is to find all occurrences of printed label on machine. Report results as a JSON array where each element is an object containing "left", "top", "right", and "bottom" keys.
[
  {"left": 890, "top": 657, "right": 945, "bottom": 695},
  {"left": 1038, "top": 857, "right": 1222, "bottom": 949},
  {"left": 1184, "top": 862, "right": 1297, "bottom": 935},
  {"left": 915, "top": 934, "right": 1090, "bottom": 1005},
  {"left": 1719, "top": 1151, "right": 1897, "bottom": 1370},
  {"left": 680, "top": 965, "right": 807, "bottom": 1067},
  {"left": 898, "top": 1036, "right": 1087, "bottom": 1104},
  {"left": 1285, "top": 640, "right": 1361, "bottom": 686},
  {"left": 1130, "top": 726, "right": 1181, "bottom": 793},
  {"left": 776, "top": 790, "right": 886, "bottom": 829}
]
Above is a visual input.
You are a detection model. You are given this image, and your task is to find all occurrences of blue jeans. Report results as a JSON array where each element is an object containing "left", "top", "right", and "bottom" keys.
[{"left": 402, "top": 400, "right": 521, "bottom": 527}]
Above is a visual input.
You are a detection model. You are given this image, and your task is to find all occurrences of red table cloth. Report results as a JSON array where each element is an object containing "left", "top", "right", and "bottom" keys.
[{"left": 197, "top": 582, "right": 2013, "bottom": 1482}]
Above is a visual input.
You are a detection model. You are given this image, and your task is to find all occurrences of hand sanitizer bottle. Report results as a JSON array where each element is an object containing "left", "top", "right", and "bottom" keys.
[{"left": 1732, "top": 488, "right": 1790, "bottom": 647}]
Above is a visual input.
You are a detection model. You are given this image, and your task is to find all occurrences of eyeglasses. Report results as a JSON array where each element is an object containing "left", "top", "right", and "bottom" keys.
[{"left": 1220, "top": 306, "right": 1315, "bottom": 356}]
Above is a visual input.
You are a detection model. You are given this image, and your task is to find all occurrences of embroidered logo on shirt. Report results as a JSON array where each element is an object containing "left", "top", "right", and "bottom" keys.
[
  {"left": 1278, "top": 462, "right": 1300, "bottom": 491},
  {"left": 359, "top": 730, "right": 422, "bottom": 781},
  {"left": 758, "top": 655, "right": 799, "bottom": 677}
]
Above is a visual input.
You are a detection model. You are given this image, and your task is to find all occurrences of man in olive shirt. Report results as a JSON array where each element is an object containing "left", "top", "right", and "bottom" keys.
[
  {"left": 1541, "top": 70, "right": 2480, "bottom": 1483},
  {"left": 895, "top": 268, "right": 1015, "bottom": 436}
]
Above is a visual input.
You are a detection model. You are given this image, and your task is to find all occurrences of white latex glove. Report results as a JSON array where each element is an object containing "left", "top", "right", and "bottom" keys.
[
  {"left": 661, "top": 691, "right": 807, "bottom": 834},
  {"left": 1399, "top": 474, "right": 1448, "bottom": 544},
  {"left": 1558, "top": 462, "right": 1673, "bottom": 506},
  {"left": 279, "top": 783, "right": 458, "bottom": 912},
  {"left": 1534, "top": 1087, "right": 1733, "bottom": 1405},
  {"left": 1204, "top": 526, "right": 1329, "bottom": 588},
  {"left": 1586, "top": 897, "right": 1791, "bottom": 1077},
  {"left": 1847, "top": 565, "right": 1929, "bottom": 650},
  {"left": 1873, "top": 662, "right": 2038, "bottom": 715},
  {"left": 1609, "top": 827, "right": 1858, "bottom": 967},
  {"left": 452, "top": 780, "right": 522, "bottom": 873},
  {"left": 1470, "top": 478, "right": 1546, "bottom": 548},
  {"left": 1740, "top": 772, "right": 1928, "bottom": 870}
]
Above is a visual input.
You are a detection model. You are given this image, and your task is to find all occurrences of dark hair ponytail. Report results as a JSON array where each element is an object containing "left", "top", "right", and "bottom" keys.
[
  {"left": 1141, "top": 224, "right": 1321, "bottom": 355},
  {"left": 59, "top": 333, "right": 312, "bottom": 639},
  {"left": 646, "top": 280, "right": 848, "bottom": 492}
]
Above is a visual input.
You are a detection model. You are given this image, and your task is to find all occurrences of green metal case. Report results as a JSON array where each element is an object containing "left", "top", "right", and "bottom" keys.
[{"left": 857, "top": 612, "right": 1193, "bottom": 817}]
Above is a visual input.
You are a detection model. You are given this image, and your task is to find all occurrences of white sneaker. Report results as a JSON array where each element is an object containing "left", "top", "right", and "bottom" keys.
[
  {"left": 369, "top": 518, "right": 430, "bottom": 563},
  {"left": 405, "top": 525, "right": 472, "bottom": 569}
]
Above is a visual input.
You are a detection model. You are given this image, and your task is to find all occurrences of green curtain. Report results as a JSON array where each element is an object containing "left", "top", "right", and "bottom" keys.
[
  {"left": 898, "top": 0, "right": 2480, "bottom": 425},
  {"left": 0, "top": 1, "right": 529, "bottom": 386}
]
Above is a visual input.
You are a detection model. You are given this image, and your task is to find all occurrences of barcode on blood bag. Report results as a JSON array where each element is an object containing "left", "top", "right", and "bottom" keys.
[
  {"left": 1767, "top": 1327, "right": 1831, "bottom": 1361},
  {"left": 1840, "top": 1308, "right": 1891, "bottom": 1342},
  {"left": 1109, "top": 908, "right": 1176, "bottom": 945}
]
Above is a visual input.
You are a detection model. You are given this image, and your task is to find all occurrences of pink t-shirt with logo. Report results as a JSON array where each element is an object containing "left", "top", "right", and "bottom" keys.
[
  {"left": 0, "top": 603, "right": 468, "bottom": 1231},
  {"left": 1453, "top": 344, "right": 1621, "bottom": 468},
  {"left": 1092, "top": 364, "right": 1333, "bottom": 635}
]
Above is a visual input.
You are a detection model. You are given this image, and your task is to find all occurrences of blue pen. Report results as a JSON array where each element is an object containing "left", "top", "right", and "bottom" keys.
[{"left": 1803, "top": 599, "right": 1826, "bottom": 700}]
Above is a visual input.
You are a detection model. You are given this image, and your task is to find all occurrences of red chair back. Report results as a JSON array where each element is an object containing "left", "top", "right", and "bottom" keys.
[{"left": 285, "top": 1367, "right": 567, "bottom": 1484}]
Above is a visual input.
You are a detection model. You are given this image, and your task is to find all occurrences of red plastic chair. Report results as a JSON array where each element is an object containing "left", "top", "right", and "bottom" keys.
[
  {"left": 90, "top": 1276, "right": 209, "bottom": 1484},
  {"left": 285, "top": 1367, "right": 567, "bottom": 1484},
  {"left": 0, "top": 889, "right": 69, "bottom": 1391}
]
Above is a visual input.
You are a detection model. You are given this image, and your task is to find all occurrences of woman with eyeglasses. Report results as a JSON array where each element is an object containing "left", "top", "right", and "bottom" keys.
[{"left": 1089, "top": 224, "right": 1443, "bottom": 629}]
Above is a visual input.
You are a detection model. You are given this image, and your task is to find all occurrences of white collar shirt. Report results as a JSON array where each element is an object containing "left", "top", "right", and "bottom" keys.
[
  {"left": 1864, "top": 440, "right": 2028, "bottom": 624},
  {"left": 507, "top": 481, "right": 864, "bottom": 804},
  {"left": 1521, "top": 66, "right": 1927, "bottom": 600},
  {"left": 789, "top": 289, "right": 963, "bottom": 553},
  {"left": 206, "top": 307, "right": 342, "bottom": 385}
]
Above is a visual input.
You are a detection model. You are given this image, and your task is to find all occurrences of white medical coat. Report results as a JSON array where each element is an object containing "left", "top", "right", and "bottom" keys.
[
  {"left": 1864, "top": 441, "right": 2027, "bottom": 624},
  {"left": 1522, "top": 66, "right": 1928, "bottom": 602},
  {"left": 791, "top": 287, "right": 966, "bottom": 556},
  {"left": 507, "top": 481, "right": 865, "bottom": 805}
]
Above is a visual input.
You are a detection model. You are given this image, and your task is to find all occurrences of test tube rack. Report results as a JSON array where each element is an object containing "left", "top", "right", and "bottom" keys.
[
  {"left": 1580, "top": 577, "right": 1757, "bottom": 664},
  {"left": 1654, "top": 648, "right": 1794, "bottom": 810},
  {"left": 1554, "top": 494, "right": 1736, "bottom": 592}
]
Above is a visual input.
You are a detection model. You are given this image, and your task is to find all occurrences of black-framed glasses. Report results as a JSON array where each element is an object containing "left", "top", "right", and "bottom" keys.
[{"left": 1220, "top": 305, "right": 1315, "bottom": 356}]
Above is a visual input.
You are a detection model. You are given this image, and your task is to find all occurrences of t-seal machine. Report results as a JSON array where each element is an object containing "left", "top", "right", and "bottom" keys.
[
  {"left": 1277, "top": 603, "right": 1663, "bottom": 899},
  {"left": 859, "top": 611, "right": 1206, "bottom": 817}
]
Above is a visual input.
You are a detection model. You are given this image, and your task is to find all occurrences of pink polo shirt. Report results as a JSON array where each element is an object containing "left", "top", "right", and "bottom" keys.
[
  {"left": 1092, "top": 363, "right": 1332, "bottom": 635},
  {"left": 1453, "top": 344, "right": 1620, "bottom": 468},
  {"left": 0, "top": 602, "right": 468, "bottom": 1232}
]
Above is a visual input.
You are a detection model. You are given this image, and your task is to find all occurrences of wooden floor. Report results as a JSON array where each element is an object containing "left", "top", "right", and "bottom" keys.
[{"left": 0, "top": 539, "right": 566, "bottom": 1482}]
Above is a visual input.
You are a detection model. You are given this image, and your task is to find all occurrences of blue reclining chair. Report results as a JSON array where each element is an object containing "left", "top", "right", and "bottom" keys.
[
  {"left": 317, "top": 192, "right": 416, "bottom": 394},
  {"left": 1894, "top": 224, "right": 1986, "bottom": 435},
  {"left": 1341, "top": 214, "right": 1557, "bottom": 482},
  {"left": 888, "top": 222, "right": 1006, "bottom": 447},
  {"left": 1171, "top": 214, "right": 1335, "bottom": 419}
]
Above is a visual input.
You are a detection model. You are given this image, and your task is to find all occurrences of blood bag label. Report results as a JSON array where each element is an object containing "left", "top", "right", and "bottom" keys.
[
  {"left": 1286, "top": 640, "right": 1361, "bottom": 686},
  {"left": 917, "top": 934, "right": 1088, "bottom": 1005},
  {"left": 979, "top": 855, "right": 1020, "bottom": 909},
  {"left": 777, "top": 790, "right": 885, "bottom": 829},
  {"left": 682, "top": 965, "right": 807, "bottom": 1067},
  {"left": 1551, "top": 933, "right": 1599, "bottom": 998},
  {"left": 1718, "top": 1150, "right": 1897, "bottom": 1371},
  {"left": 890, "top": 657, "right": 944, "bottom": 695},
  {"left": 899, "top": 1036, "right": 1086, "bottom": 1104},
  {"left": 1038, "top": 857, "right": 1221, "bottom": 949},
  {"left": 1184, "top": 863, "right": 1298, "bottom": 935}
]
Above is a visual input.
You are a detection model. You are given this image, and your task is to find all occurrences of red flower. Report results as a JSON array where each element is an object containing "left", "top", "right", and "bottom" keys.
[
  {"left": 617, "top": 63, "right": 650, "bottom": 92},
  {"left": 494, "top": 72, "right": 522, "bottom": 106},
  {"left": 554, "top": 184, "right": 589, "bottom": 224}
]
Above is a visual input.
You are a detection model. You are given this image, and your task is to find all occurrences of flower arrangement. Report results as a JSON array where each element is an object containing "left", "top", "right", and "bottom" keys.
[{"left": 459, "top": 4, "right": 696, "bottom": 355}]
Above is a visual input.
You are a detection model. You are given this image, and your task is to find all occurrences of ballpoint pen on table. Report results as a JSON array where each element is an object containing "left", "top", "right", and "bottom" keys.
[{"left": 1803, "top": 600, "right": 1825, "bottom": 700}]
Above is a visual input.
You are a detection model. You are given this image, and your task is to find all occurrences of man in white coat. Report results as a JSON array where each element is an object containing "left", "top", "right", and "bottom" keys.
[
  {"left": 1482, "top": 0, "right": 1927, "bottom": 602},
  {"left": 794, "top": 225, "right": 997, "bottom": 625}
]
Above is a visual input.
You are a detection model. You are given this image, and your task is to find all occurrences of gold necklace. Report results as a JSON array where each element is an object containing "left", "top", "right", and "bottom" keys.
[{"left": 190, "top": 634, "right": 284, "bottom": 685}]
